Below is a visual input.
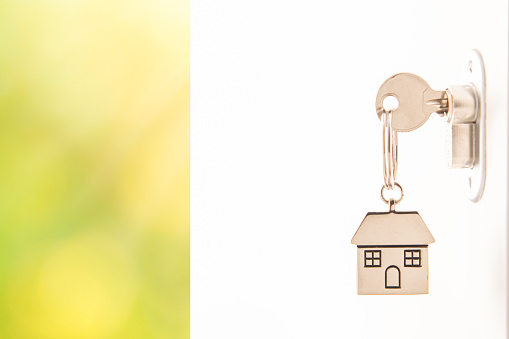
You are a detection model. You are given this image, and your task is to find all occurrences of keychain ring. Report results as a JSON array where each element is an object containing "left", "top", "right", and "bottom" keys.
[
  {"left": 382, "top": 110, "right": 398, "bottom": 190},
  {"left": 381, "top": 182, "right": 404, "bottom": 205}
]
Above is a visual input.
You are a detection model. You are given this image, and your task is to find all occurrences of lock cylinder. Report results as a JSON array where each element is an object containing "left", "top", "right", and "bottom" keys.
[
  {"left": 446, "top": 84, "right": 478, "bottom": 124},
  {"left": 445, "top": 84, "right": 479, "bottom": 169}
]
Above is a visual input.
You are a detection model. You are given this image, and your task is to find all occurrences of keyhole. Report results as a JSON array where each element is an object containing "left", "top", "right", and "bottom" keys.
[{"left": 383, "top": 95, "right": 399, "bottom": 111}]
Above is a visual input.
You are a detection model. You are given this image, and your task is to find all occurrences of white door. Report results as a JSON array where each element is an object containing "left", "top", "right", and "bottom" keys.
[{"left": 192, "top": 1, "right": 508, "bottom": 338}]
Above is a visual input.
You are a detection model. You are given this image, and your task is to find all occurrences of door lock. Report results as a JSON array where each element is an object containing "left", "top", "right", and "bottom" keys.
[{"left": 375, "top": 49, "right": 486, "bottom": 202}]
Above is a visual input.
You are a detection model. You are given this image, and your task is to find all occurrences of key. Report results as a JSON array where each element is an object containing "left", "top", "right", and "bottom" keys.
[{"left": 375, "top": 73, "right": 449, "bottom": 132}]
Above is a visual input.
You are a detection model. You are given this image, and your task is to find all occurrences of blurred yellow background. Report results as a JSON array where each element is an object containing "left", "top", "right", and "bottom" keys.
[{"left": 0, "top": 0, "right": 189, "bottom": 338}]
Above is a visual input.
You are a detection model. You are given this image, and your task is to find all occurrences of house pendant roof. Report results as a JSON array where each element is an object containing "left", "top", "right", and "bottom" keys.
[{"left": 351, "top": 211, "right": 435, "bottom": 245}]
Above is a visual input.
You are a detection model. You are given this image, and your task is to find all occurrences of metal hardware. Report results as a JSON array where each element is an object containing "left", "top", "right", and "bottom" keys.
[
  {"left": 380, "top": 183, "right": 404, "bottom": 210},
  {"left": 375, "top": 49, "right": 486, "bottom": 202},
  {"left": 448, "top": 50, "right": 486, "bottom": 202},
  {"left": 382, "top": 110, "right": 398, "bottom": 190},
  {"left": 376, "top": 73, "right": 448, "bottom": 132},
  {"left": 351, "top": 210, "right": 434, "bottom": 295},
  {"left": 381, "top": 109, "right": 403, "bottom": 212}
]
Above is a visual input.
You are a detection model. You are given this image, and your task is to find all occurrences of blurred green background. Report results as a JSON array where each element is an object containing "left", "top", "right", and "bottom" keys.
[{"left": 0, "top": 0, "right": 189, "bottom": 338}]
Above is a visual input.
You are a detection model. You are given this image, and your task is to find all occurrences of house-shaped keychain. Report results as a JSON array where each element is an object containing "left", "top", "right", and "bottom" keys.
[{"left": 351, "top": 211, "right": 435, "bottom": 295}]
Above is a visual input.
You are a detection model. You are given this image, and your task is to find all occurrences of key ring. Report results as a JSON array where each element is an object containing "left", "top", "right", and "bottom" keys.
[
  {"left": 381, "top": 182, "right": 404, "bottom": 211},
  {"left": 382, "top": 109, "right": 398, "bottom": 190}
]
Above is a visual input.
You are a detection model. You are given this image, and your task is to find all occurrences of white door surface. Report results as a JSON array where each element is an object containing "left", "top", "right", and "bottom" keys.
[{"left": 191, "top": 1, "right": 508, "bottom": 338}]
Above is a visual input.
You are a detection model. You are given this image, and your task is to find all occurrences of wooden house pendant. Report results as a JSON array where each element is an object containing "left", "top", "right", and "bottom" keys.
[{"left": 351, "top": 210, "right": 435, "bottom": 295}]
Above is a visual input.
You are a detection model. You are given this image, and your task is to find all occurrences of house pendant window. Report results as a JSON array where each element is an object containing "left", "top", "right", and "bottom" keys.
[
  {"left": 364, "top": 250, "right": 381, "bottom": 267},
  {"left": 404, "top": 250, "right": 421, "bottom": 267}
]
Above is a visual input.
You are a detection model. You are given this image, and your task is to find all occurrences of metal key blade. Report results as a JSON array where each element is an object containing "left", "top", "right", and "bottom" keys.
[
  {"left": 376, "top": 73, "right": 449, "bottom": 132},
  {"left": 423, "top": 87, "right": 449, "bottom": 116}
]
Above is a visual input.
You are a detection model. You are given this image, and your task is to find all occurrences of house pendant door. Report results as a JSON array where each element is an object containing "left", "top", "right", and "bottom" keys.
[{"left": 385, "top": 266, "right": 400, "bottom": 289}]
